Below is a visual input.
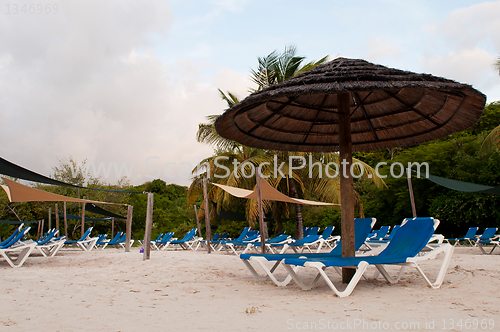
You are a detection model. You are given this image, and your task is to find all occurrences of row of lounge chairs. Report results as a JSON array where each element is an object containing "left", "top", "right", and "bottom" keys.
[
  {"left": 0, "top": 225, "right": 134, "bottom": 267},
  {"left": 445, "top": 227, "right": 499, "bottom": 254},
  {"left": 239, "top": 217, "right": 454, "bottom": 297}
]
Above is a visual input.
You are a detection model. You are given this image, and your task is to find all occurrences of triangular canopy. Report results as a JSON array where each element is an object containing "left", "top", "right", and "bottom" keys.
[
  {"left": 1, "top": 178, "right": 125, "bottom": 206},
  {"left": 213, "top": 179, "right": 338, "bottom": 206}
]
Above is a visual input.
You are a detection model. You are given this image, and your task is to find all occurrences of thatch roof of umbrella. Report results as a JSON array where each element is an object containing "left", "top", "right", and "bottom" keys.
[{"left": 215, "top": 58, "right": 486, "bottom": 152}]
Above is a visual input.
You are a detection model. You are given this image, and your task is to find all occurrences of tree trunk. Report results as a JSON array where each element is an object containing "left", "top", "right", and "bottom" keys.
[{"left": 289, "top": 177, "right": 304, "bottom": 239}]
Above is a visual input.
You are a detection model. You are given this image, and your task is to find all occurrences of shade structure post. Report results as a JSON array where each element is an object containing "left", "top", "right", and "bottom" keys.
[
  {"left": 125, "top": 204, "right": 133, "bottom": 253},
  {"left": 143, "top": 193, "right": 154, "bottom": 260},
  {"left": 55, "top": 203, "right": 59, "bottom": 233},
  {"left": 63, "top": 201, "right": 68, "bottom": 238},
  {"left": 81, "top": 197, "right": 86, "bottom": 237},
  {"left": 111, "top": 218, "right": 115, "bottom": 239},
  {"left": 40, "top": 219, "right": 44, "bottom": 239},
  {"left": 256, "top": 171, "right": 266, "bottom": 254},
  {"left": 338, "top": 92, "right": 356, "bottom": 283},
  {"left": 202, "top": 178, "right": 211, "bottom": 254},
  {"left": 193, "top": 205, "right": 201, "bottom": 238},
  {"left": 407, "top": 167, "right": 417, "bottom": 218},
  {"left": 48, "top": 207, "right": 52, "bottom": 230},
  {"left": 37, "top": 220, "right": 41, "bottom": 239}
]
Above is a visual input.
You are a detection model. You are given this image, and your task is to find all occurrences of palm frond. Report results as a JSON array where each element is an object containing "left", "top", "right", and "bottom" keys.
[{"left": 479, "top": 125, "right": 500, "bottom": 156}]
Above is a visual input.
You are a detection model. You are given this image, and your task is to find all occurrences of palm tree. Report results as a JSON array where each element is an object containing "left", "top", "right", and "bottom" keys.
[
  {"left": 479, "top": 56, "right": 500, "bottom": 155},
  {"left": 192, "top": 46, "right": 384, "bottom": 239}
]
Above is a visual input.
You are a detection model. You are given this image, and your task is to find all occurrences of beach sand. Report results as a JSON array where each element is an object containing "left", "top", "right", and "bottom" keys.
[{"left": 1, "top": 247, "right": 499, "bottom": 331}]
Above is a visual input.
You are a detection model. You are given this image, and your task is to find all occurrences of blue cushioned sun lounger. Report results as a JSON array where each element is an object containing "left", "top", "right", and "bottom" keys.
[
  {"left": 280, "top": 217, "right": 453, "bottom": 297},
  {"left": 240, "top": 218, "right": 375, "bottom": 287}
]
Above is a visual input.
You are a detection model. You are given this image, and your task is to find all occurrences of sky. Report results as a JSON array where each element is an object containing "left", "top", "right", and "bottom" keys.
[{"left": 0, "top": 0, "right": 499, "bottom": 187}]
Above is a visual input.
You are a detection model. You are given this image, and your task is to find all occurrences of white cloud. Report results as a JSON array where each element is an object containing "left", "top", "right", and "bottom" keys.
[
  {"left": 0, "top": 0, "right": 237, "bottom": 186},
  {"left": 364, "top": 37, "right": 402, "bottom": 63},
  {"left": 428, "top": 1, "right": 500, "bottom": 50},
  {"left": 421, "top": 1, "right": 500, "bottom": 102}
]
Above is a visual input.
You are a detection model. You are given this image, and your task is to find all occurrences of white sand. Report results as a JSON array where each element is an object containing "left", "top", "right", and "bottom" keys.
[{"left": 1, "top": 247, "right": 499, "bottom": 331}]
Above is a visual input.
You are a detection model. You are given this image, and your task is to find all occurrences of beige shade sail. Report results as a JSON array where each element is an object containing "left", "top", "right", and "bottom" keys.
[
  {"left": 1, "top": 177, "right": 125, "bottom": 206},
  {"left": 213, "top": 179, "right": 338, "bottom": 206}
]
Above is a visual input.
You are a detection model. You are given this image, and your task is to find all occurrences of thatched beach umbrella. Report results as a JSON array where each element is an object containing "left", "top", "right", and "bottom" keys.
[{"left": 215, "top": 57, "right": 486, "bottom": 282}]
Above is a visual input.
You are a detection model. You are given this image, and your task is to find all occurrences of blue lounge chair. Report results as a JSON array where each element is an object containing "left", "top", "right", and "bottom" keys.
[
  {"left": 280, "top": 217, "right": 453, "bottom": 297},
  {"left": 99, "top": 232, "right": 123, "bottom": 249},
  {"left": 35, "top": 229, "right": 66, "bottom": 257},
  {"left": 241, "top": 234, "right": 291, "bottom": 254},
  {"left": 95, "top": 234, "right": 109, "bottom": 247},
  {"left": 195, "top": 233, "right": 221, "bottom": 251},
  {"left": 368, "top": 225, "right": 391, "bottom": 239},
  {"left": 212, "top": 227, "right": 250, "bottom": 250},
  {"left": 162, "top": 228, "right": 198, "bottom": 250},
  {"left": 445, "top": 227, "right": 479, "bottom": 246},
  {"left": 64, "top": 227, "right": 98, "bottom": 251},
  {"left": 221, "top": 233, "right": 260, "bottom": 255},
  {"left": 0, "top": 226, "right": 36, "bottom": 267},
  {"left": 280, "top": 226, "right": 335, "bottom": 254},
  {"left": 476, "top": 228, "right": 499, "bottom": 254},
  {"left": 240, "top": 218, "right": 376, "bottom": 287},
  {"left": 0, "top": 224, "right": 25, "bottom": 247},
  {"left": 154, "top": 232, "right": 174, "bottom": 250}
]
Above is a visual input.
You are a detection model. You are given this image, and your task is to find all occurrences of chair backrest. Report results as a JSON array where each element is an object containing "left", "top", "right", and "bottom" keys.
[
  {"left": 235, "top": 227, "right": 250, "bottom": 241},
  {"left": 267, "top": 234, "right": 289, "bottom": 243},
  {"left": 329, "top": 218, "right": 375, "bottom": 255},
  {"left": 212, "top": 233, "right": 220, "bottom": 241},
  {"left": 118, "top": 233, "right": 127, "bottom": 243},
  {"left": 321, "top": 226, "right": 334, "bottom": 239},
  {"left": 0, "top": 224, "right": 24, "bottom": 247},
  {"left": 479, "top": 227, "right": 498, "bottom": 240},
  {"left": 305, "top": 227, "right": 320, "bottom": 236},
  {"left": 242, "top": 233, "right": 260, "bottom": 242},
  {"left": 463, "top": 227, "right": 479, "bottom": 239},
  {"left": 78, "top": 227, "right": 93, "bottom": 241},
  {"left": 377, "top": 217, "right": 435, "bottom": 259},
  {"left": 0, "top": 226, "right": 31, "bottom": 249},
  {"left": 180, "top": 229, "right": 196, "bottom": 242},
  {"left": 38, "top": 229, "right": 58, "bottom": 245},
  {"left": 377, "top": 226, "right": 391, "bottom": 238},
  {"left": 384, "top": 225, "right": 400, "bottom": 239},
  {"left": 108, "top": 232, "right": 123, "bottom": 244},
  {"left": 154, "top": 233, "right": 164, "bottom": 242}
]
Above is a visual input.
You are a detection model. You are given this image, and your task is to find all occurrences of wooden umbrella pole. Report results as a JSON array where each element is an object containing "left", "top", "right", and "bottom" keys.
[
  {"left": 111, "top": 218, "right": 115, "bottom": 239},
  {"left": 256, "top": 171, "right": 266, "bottom": 254},
  {"left": 143, "top": 193, "right": 154, "bottom": 260},
  {"left": 407, "top": 167, "right": 417, "bottom": 218},
  {"left": 48, "top": 207, "right": 52, "bottom": 230},
  {"left": 125, "top": 204, "right": 133, "bottom": 253},
  {"left": 55, "top": 203, "right": 59, "bottom": 233},
  {"left": 193, "top": 205, "right": 201, "bottom": 239},
  {"left": 338, "top": 92, "right": 356, "bottom": 284},
  {"left": 202, "top": 178, "right": 211, "bottom": 254},
  {"left": 81, "top": 197, "right": 86, "bottom": 237},
  {"left": 63, "top": 201, "right": 68, "bottom": 238}
]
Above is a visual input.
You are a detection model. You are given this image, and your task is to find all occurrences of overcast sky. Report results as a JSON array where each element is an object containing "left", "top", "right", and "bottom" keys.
[{"left": 0, "top": 0, "right": 499, "bottom": 187}]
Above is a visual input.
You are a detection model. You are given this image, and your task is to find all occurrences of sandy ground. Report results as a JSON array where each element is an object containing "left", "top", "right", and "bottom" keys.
[{"left": 1, "top": 246, "right": 500, "bottom": 332}]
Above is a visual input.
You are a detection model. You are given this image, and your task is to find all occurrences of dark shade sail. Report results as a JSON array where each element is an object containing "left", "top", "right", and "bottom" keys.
[
  {"left": 62, "top": 213, "right": 112, "bottom": 222},
  {"left": 86, "top": 203, "right": 126, "bottom": 219},
  {"left": 423, "top": 173, "right": 500, "bottom": 195},
  {"left": 0, "top": 156, "right": 142, "bottom": 193},
  {"left": 0, "top": 156, "right": 79, "bottom": 188}
]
